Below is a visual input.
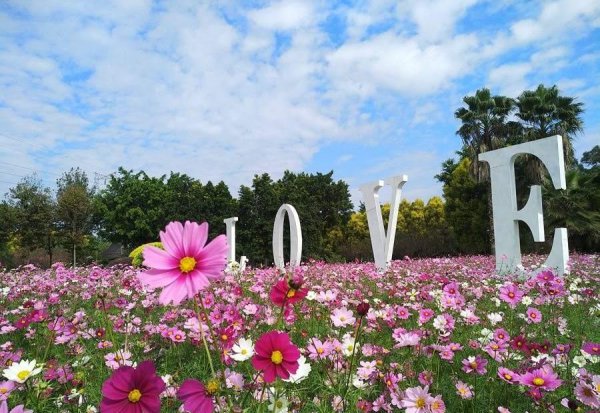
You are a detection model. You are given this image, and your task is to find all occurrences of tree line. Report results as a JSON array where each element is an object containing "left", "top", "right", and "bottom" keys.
[{"left": 1, "top": 84, "right": 598, "bottom": 268}]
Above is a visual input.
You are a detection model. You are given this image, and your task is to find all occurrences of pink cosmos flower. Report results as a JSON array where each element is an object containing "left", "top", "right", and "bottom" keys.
[
  {"left": 401, "top": 385, "right": 432, "bottom": 413},
  {"left": 519, "top": 366, "right": 562, "bottom": 391},
  {"left": 418, "top": 308, "right": 434, "bottom": 324},
  {"left": 526, "top": 307, "right": 542, "bottom": 324},
  {"left": 455, "top": 381, "right": 473, "bottom": 399},
  {"left": 330, "top": 308, "right": 356, "bottom": 328},
  {"left": 0, "top": 403, "right": 32, "bottom": 413},
  {"left": 462, "top": 355, "right": 487, "bottom": 375},
  {"left": 307, "top": 338, "right": 333, "bottom": 360},
  {"left": 497, "top": 367, "right": 519, "bottom": 384},
  {"left": 575, "top": 382, "right": 600, "bottom": 408},
  {"left": 138, "top": 221, "right": 227, "bottom": 305},
  {"left": 498, "top": 283, "right": 523, "bottom": 308},
  {"left": 177, "top": 379, "right": 215, "bottom": 413},
  {"left": 0, "top": 381, "right": 15, "bottom": 401},
  {"left": 101, "top": 360, "right": 165, "bottom": 413},
  {"left": 582, "top": 342, "right": 600, "bottom": 356},
  {"left": 252, "top": 331, "right": 300, "bottom": 383},
  {"left": 269, "top": 277, "right": 307, "bottom": 307}
]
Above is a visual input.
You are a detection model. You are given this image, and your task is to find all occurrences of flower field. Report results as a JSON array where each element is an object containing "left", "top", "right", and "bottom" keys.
[{"left": 0, "top": 226, "right": 599, "bottom": 412}]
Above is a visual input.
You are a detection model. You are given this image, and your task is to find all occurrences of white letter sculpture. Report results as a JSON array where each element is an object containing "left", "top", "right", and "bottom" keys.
[
  {"left": 272, "top": 204, "right": 302, "bottom": 271},
  {"left": 359, "top": 175, "right": 408, "bottom": 271},
  {"left": 223, "top": 217, "right": 247, "bottom": 271},
  {"left": 478, "top": 135, "right": 568, "bottom": 275}
]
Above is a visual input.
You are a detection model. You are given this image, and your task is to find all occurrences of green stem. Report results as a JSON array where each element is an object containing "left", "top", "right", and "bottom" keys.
[{"left": 193, "top": 296, "right": 216, "bottom": 377}]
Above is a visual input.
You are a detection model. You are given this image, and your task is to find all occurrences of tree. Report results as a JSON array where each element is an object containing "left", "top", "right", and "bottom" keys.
[
  {"left": 515, "top": 84, "right": 584, "bottom": 183},
  {"left": 237, "top": 174, "right": 280, "bottom": 266},
  {"left": 0, "top": 202, "right": 18, "bottom": 267},
  {"left": 581, "top": 145, "right": 600, "bottom": 168},
  {"left": 455, "top": 88, "right": 516, "bottom": 182},
  {"left": 436, "top": 158, "right": 489, "bottom": 254},
  {"left": 7, "top": 175, "right": 56, "bottom": 264},
  {"left": 95, "top": 168, "right": 169, "bottom": 248},
  {"left": 56, "top": 168, "right": 95, "bottom": 266},
  {"left": 455, "top": 88, "right": 515, "bottom": 251}
]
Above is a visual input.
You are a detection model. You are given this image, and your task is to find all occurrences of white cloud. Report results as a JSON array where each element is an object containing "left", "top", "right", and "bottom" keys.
[{"left": 248, "top": 1, "right": 315, "bottom": 31}]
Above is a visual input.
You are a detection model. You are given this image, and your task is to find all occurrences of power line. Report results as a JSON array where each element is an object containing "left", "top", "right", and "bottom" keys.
[
  {"left": 0, "top": 160, "right": 62, "bottom": 177},
  {"left": 0, "top": 171, "right": 27, "bottom": 178}
]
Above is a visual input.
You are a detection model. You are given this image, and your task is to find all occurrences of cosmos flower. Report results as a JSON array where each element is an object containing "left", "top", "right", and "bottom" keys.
[
  {"left": 582, "top": 342, "right": 600, "bottom": 356},
  {"left": 498, "top": 283, "right": 523, "bottom": 308},
  {"left": 177, "top": 379, "right": 217, "bottom": 413},
  {"left": 526, "top": 307, "right": 542, "bottom": 324},
  {"left": 252, "top": 331, "right": 300, "bottom": 383},
  {"left": 462, "top": 355, "right": 488, "bottom": 375},
  {"left": 330, "top": 307, "right": 356, "bottom": 328},
  {"left": 269, "top": 277, "right": 307, "bottom": 307},
  {"left": 138, "top": 221, "right": 227, "bottom": 305},
  {"left": 401, "top": 385, "right": 432, "bottom": 413},
  {"left": 519, "top": 366, "right": 562, "bottom": 391},
  {"left": 230, "top": 338, "right": 254, "bottom": 362},
  {"left": 2, "top": 360, "right": 41, "bottom": 384},
  {"left": 100, "top": 360, "right": 165, "bottom": 413}
]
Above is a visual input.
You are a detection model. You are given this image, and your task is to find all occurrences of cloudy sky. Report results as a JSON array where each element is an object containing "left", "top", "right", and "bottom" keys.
[{"left": 1, "top": 0, "right": 599, "bottom": 207}]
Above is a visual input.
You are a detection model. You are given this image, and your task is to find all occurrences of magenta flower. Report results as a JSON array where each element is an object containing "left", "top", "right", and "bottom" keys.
[
  {"left": 177, "top": 379, "right": 215, "bottom": 413},
  {"left": 582, "top": 342, "right": 600, "bottom": 356},
  {"left": 461, "top": 355, "right": 487, "bottom": 375},
  {"left": 138, "top": 221, "right": 227, "bottom": 305},
  {"left": 252, "top": 331, "right": 300, "bottom": 383},
  {"left": 526, "top": 307, "right": 542, "bottom": 324},
  {"left": 499, "top": 283, "right": 523, "bottom": 308},
  {"left": 0, "top": 403, "right": 32, "bottom": 413},
  {"left": 497, "top": 367, "right": 519, "bottom": 384},
  {"left": 100, "top": 360, "right": 165, "bottom": 413},
  {"left": 519, "top": 366, "right": 562, "bottom": 391},
  {"left": 269, "top": 277, "right": 307, "bottom": 307}
]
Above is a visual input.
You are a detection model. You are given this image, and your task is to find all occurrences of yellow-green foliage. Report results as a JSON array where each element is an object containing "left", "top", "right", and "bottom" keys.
[{"left": 129, "top": 242, "right": 163, "bottom": 267}]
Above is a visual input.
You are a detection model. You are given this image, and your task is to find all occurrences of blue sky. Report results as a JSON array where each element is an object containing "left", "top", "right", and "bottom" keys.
[{"left": 0, "top": 0, "right": 599, "bottom": 207}]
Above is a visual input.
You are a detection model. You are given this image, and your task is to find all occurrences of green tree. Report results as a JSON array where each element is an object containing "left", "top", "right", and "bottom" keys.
[
  {"left": 7, "top": 175, "right": 57, "bottom": 264},
  {"left": 515, "top": 84, "right": 584, "bottom": 183},
  {"left": 455, "top": 88, "right": 515, "bottom": 251},
  {"left": 237, "top": 174, "right": 280, "bottom": 266},
  {"left": 56, "top": 168, "right": 95, "bottom": 266},
  {"left": 0, "top": 201, "right": 18, "bottom": 267},
  {"left": 95, "top": 168, "right": 168, "bottom": 248},
  {"left": 581, "top": 145, "right": 600, "bottom": 168},
  {"left": 436, "top": 158, "right": 489, "bottom": 253},
  {"left": 455, "top": 88, "right": 516, "bottom": 182}
]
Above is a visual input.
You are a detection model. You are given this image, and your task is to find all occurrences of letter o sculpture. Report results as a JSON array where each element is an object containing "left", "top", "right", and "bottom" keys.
[{"left": 272, "top": 204, "right": 302, "bottom": 271}]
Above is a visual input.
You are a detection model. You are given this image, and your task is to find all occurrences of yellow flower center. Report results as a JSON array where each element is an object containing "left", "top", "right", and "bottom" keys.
[
  {"left": 17, "top": 370, "right": 30, "bottom": 381},
  {"left": 276, "top": 400, "right": 283, "bottom": 408},
  {"left": 128, "top": 389, "right": 142, "bottom": 403},
  {"left": 0, "top": 387, "right": 7, "bottom": 394},
  {"left": 533, "top": 378, "right": 545, "bottom": 386},
  {"left": 470, "top": 362, "right": 477, "bottom": 369},
  {"left": 504, "top": 374, "right": 512, "bottom": 381},
  {"left": 491, "top": 344, "right": 499, "bottom": 350},
  {"left": 287, "top": 289, "right": 296, "bottom": 298},
  {"left": 416, "top": 397, "right": 426, "bottom": 408},
  {"left": 179, "top": 257, "right": 197, "bottom": 273},
  {"left": 271, "top": 350, "right": 283, "bottom": 364},
  {"left": 241, "top": 349, "right": 247, "bottom": 355},
  {"left": 221, "top": 334, "right": 228, "bottom": 341},
  {"left": 508, "top": 292, "right": 515, "bottom": 298},
  {"left": 206, "top": 379, "right": 219, "bottom": 394},
  {"left": 317, "top": 348, "right": 324, "bottom": 354}
]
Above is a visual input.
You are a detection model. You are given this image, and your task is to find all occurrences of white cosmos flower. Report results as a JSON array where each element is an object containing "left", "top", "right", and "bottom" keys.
[
  {"left": 283, "top": 355, "right": 311, "bottom": 383},
  {"left": 268, "top": 388, "right": 289, "bottom": 413},
  {"left": 230, "top": 337, "right": 254, "bottom": 362},
  {"left": 3, "top": 359, "right": 42, "bottom": 383}
]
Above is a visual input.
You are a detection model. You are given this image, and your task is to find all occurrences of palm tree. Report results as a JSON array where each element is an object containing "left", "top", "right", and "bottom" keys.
[
  {"left": 454, "top": 88, "right": 516, "bottom": 252},
  {"left": 455, "top": 88, "right": 516, "bottom": 182},
  {"left": 515, "top": 84, "right": 584, "bottom": 184}
]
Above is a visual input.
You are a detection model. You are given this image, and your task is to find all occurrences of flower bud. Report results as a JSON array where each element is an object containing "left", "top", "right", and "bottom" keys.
[{"left": 356, "top": 302, "right": 370, "bottom": 316}]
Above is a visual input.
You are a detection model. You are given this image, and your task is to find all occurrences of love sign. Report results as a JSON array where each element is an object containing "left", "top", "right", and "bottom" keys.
[{"left": 224, "top": 135, "right": 569, "bottom": 275}]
